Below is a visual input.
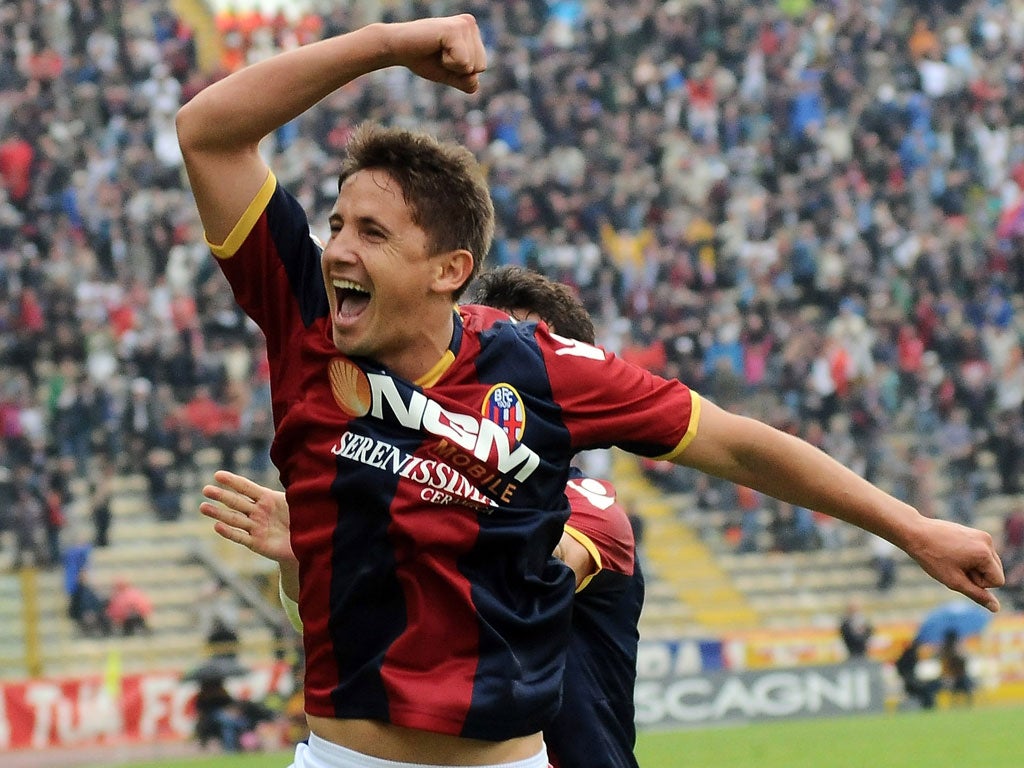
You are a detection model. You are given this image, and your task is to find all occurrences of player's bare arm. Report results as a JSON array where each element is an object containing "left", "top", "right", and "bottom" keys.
[
  {"left": 553, "top": 533, "right": 597, "bottom": 588},
  {"left": 175, "top": 14, "right": 485, "bottom": 245},
  {"left": 679, "top": 398, "right": 1004, "bottom": 611}
]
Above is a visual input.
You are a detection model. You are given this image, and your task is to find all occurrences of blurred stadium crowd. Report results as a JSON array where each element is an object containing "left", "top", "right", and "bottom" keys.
[{"left": 2, "top": 0, "right": 1024, "bottom": 591}]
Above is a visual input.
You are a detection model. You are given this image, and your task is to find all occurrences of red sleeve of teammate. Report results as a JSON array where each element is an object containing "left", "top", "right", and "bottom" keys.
[
  {"left": 563, "top": 476, "right": 635, "bottom": 589},
  {"left": 536, "top": 325, "right": 700, "bottom": 459}
]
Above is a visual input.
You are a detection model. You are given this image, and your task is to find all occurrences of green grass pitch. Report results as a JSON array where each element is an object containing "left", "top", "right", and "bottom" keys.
[{"left": 113, "top": 705, "right": 1023, "bottom": 767}]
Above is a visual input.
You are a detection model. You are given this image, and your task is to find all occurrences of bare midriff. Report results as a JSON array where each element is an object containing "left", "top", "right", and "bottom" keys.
[{"left": 307, "top": 715, "right": 543, "bottom": 765}]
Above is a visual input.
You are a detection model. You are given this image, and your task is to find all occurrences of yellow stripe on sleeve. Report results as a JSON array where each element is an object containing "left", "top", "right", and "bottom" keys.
[
  {"left": 206, "top": 171, "right": 278, "bottom": 260},
  {"left": 652, "top": 390, "right": 702, "bottom": 462}
]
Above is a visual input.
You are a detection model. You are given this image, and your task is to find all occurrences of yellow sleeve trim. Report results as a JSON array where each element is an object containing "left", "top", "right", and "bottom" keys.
[
  {"left": 206, "top": 170, "right": 278, "bottom": 260},
  {"left": 564, "top": 524, "right": 602, "bottom": 593},
  {"left": 652, "top": 390, "right": 702, "bottom": 461},
  {"left": 279, "top": 575, "right": 303, "bottom": 634}
]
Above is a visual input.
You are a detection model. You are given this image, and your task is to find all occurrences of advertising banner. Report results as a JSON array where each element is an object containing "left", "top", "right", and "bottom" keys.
[
  {"left": 634, "top": 660, "right": 887, "bottom": 730},
  {"left": 0, "top": 661, "right": 291, "bottom": 751}
]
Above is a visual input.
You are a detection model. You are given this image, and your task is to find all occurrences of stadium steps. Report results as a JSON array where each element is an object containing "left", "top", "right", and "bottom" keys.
[
  {"left": 1, "top": 460, "right": 287, "bottom": 680},
  {"left": 714, "top": 533, "right": 959, "bottom": 629},
  {"left": 611, "top": 451, "right": 761, "bottom": 637}
]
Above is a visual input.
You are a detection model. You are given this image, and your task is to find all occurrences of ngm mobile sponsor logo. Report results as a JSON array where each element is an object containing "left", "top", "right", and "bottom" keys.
[{"left": 328, "top": 359, "right": 540, "bottom": 505}]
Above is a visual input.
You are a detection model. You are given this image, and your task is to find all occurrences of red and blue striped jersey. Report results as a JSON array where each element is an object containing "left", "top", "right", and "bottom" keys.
[
  {"left": 210, "top": 174, "right": 698, "bottom": 740},
  {"left": 548, "top": 471, "right": 642, "bottom": 768}
]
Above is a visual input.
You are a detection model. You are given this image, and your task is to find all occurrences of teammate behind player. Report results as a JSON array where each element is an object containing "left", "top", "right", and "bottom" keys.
[{"left": 471, "top": 267, "right": 641, "bottom": 768}]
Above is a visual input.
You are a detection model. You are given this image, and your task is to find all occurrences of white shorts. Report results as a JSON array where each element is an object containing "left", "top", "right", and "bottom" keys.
[{"left": 288, "top": 732, "right": 550, "bottom": 768}]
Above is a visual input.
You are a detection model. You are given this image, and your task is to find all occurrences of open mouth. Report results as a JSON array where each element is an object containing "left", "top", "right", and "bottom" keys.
[{"left": 333, "top": 279, "right": 371, "bottom": 319}]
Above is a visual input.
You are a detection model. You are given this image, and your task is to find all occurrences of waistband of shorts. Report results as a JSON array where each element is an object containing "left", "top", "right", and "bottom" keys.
[{"left": 305, "top": 732, "right": 549, "bottom": 768}]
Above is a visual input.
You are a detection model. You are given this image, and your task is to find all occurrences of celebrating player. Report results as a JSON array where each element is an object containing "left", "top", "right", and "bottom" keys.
[
  {"left": 177, "top": 14, "right": 1002, "bottom": 768},
  {"left": 202, "top": 266, "right": 645, "bottom": 768}
]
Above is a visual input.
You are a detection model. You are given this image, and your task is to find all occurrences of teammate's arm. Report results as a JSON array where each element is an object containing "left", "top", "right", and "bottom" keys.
[
  {"left": 200, "top": 470, "right": 298, "bottom": 603},
  {"left": 678, "top": 398, "right": 1004, "bottom": 611},
  {"left": 554, "top": 533, "right": 597, "bottom": 589}
]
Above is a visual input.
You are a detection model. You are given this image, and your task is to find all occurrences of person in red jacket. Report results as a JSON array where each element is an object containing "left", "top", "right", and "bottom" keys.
[{"left": 106, "top": 577, "right": 153, "bottom": 636}]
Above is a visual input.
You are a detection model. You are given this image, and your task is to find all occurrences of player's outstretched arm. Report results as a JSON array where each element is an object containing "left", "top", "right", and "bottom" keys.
[
  {"left": 679, "top": 399, "right": 1004, "bottom": 611},
  {"left": 176, "top": 14, "right": 486, "bottom": 245},
  {"left": 200, "top": 470, "right": 299, "bottom": 602}
]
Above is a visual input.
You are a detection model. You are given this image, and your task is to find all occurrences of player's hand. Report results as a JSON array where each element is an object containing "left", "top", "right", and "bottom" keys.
[
  {"left": 384, "top": 15, "right": 487, "bottom": 93},
  {"left": 905, "top": 517, "right": 1004, "bottom": 612},
  {"left": 200, "top": 470, "right": 296, "bottom": 566}
]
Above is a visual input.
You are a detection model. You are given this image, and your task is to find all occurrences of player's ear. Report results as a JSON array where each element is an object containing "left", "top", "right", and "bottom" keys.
[{"left": 432, "top": 249, "right": 474, "bottom": 296}]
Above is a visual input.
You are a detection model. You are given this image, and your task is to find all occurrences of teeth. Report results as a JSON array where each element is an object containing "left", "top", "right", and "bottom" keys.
[{"left": 332, "top": 279, "right": 369, "bottom": 294}]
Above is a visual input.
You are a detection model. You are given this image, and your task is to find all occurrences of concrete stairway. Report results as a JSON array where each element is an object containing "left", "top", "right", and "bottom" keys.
[{"left": 610, "top": 451, "right": 760, "bottom": 639}]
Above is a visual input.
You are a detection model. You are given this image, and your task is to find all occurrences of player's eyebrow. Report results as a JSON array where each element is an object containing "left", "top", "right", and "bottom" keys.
[{"left": 328, "top": 211, "right": 393, "bottom": 237}]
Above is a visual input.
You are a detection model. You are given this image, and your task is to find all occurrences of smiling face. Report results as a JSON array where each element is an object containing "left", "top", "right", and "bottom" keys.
[{"left": 322, "top": 168, "right": 470, "bottom": 378}]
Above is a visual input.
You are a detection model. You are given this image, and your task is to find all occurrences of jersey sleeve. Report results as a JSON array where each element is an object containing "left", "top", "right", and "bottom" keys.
[
  {"left": 538, "top": 327, "right": 701, "bottom": 459},
  {"left": 563, "top": 476, "right": 635, "bottom": 593},
  {"left": 206, "top": 171, "right": 330, "bottom": 361}
]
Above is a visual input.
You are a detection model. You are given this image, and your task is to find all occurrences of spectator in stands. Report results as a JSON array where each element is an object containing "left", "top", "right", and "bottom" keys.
[
  {"left": 10, "top": 478, "right": 48, "bottom": 569},
  {"left": 144, "top": 446, "right": 183, "bottom": 521},
  {"left": 734, "top": 485, "right": 763, "bottom": 554},
  {"left": 838, "top": 598, "right": 874, "bottom": 660},
  {"left": 90, "top": 454, "right": 115, "bottom": 547},
  {"left": 194, "top": 677, "right": 250, "bottom": 752},
  {"left": 206, "top": 615, "right": 241, "bottom": 661},
  {"left": 61, "top": 530, "right": 93, "bottom": 598},
  {"left": 1003, "top": 503, "right": 1024, "bottom": 556},
  {"left": 41, "top": 467, "right": 68, "bottom": 567},
  {"left": 197, "top": 578, "right": 242, "bottom": 641},
  {"left": 122, "top": 377, "right": 164, "bottom": 473},
  {"left": 939, "top": 629, "right": 975, "bottom": 705},
  {"left": 895, "top": 638, "right": 940, "bottom": 710},
  {"left": 105, "top": 576, "right": 153, "bottom": 636},
  {"left": 67, "top": 568, "right": 111, "bottom": 637},
  {"left": 1003, "top": 552, "right": 1024, "bottom": 612},
  {"left": 869, "top": 533, "right": 899, "bottom": 592},
  {"left": 768, "top": 500, "right": 819, "bottom": 553}
]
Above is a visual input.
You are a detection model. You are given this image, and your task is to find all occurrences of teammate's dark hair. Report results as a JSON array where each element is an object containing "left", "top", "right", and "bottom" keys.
[{"left": 472, "top": 266, "right": 596, "bottom": 345}]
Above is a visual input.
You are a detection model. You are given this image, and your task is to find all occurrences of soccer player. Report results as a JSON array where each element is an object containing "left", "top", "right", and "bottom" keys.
[
  {"left": 202, "top": 266, "right": 644, "bottom": 768},
  {"left": 471, "top": 267, "right": 642, "bottom": 768},
  {"left": 176, "top": 14, "right": 1002, "bottom": 768}
]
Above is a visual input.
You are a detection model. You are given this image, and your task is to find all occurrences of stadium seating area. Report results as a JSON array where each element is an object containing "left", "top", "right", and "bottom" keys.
[
  {"left": 631, "top": 442, "right": 1014, "bottom": 641},
  {"left": 0, "top": 449, "right": 286, "bottom": 679},
  {"left": 4, "top": 0, "right": 1024, "bottom": 682}
]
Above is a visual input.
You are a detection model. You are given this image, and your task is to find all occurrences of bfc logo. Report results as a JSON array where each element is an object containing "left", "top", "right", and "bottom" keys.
[{"left": 482, "top": 384, "right": 526, "bottom": 443}]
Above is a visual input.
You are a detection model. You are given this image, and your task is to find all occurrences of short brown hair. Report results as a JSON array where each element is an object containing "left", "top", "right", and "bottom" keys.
[
  {"left": 338, "top": 124, "right": 494, "bottom": 299},
  {"left": 471, "top": 266, "right": 595, "bottom": 344}
]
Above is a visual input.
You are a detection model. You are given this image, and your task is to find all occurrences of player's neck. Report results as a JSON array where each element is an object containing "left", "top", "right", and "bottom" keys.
[{"left": 379, "top": 305, "right": 457, "bottom": 384}]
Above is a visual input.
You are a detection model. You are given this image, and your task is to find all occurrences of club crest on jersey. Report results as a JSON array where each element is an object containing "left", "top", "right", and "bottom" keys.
[
  {"left": 328, "top": 358, "right": 371, "bottom": 417},
  {"left": 482, "top": 384, "right": 526, "bottom": 443}
]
